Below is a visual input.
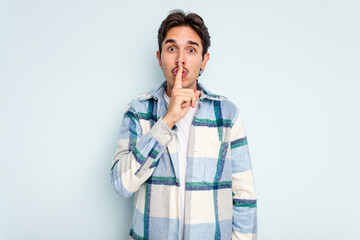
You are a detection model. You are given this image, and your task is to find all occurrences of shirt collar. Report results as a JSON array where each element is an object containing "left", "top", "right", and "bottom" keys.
[{"left": 139, "top": 80, "right": 226, "bottom": 102}]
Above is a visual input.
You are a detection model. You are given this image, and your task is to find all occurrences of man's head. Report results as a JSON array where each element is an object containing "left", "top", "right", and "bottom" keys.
[
  {"left": 156, "top": 10, "right": 211, "bottom": 95},
  {"left": 157, "top": 10, "right": 211, "bottom": 59}
]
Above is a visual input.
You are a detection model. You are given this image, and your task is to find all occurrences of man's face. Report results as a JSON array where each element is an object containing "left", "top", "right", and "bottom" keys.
[{"left": 156, "top": 26, "right": 209, "bottom": 95}]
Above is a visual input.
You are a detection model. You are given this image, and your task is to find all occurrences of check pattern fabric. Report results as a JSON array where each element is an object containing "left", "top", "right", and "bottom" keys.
[{"left": 111, "top": 81, "right": 257, "bottom": 240}]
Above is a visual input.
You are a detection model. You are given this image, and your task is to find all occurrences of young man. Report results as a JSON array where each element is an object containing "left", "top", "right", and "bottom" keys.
[{"left": 111, "top": 10, "right": 257, "bottom": 240}]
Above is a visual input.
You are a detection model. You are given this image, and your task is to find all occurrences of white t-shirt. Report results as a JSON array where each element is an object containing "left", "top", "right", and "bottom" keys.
[{"left": 163, "top": 90, "right": 199, "bottom": 239}]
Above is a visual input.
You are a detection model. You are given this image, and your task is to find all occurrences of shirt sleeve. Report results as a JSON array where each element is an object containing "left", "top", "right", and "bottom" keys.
[
  {"left": 110, "top": 104, "right": 175, "bottom": 198},
  {"left": 230, "top": 107, "right": 257, "bottom": 240}
]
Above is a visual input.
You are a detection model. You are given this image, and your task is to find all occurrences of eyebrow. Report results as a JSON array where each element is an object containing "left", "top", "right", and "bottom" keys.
[{"left": 164, "top": 39, "right": 199, "bottom": 47}]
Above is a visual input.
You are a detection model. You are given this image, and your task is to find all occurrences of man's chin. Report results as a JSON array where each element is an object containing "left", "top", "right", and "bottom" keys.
[
  {"left": 181, "top": 79, "right": 197, "bottom": 89},
  {"left": 166, "top": 77, "right": 195, "bottom": 88}
]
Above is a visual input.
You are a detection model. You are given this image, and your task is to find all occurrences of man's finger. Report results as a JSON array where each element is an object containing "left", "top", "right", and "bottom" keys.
[
  {"left": 191, "top": 90, "right": 201, "bottom": 108},
  {"left": 191, "top": 90, "right": 200, "bottom": 108},
  {"left": 191, "top": 93, "right": 196, "bottom": 108},
  {"left": 195, "top": 90, "right": 201, "bottom": 100},
  {"left": 174, "top": 62, "right": 183, "bottom": 89},
  {"left": 181, "top": 101, "right": 189, "bottom": 108}
]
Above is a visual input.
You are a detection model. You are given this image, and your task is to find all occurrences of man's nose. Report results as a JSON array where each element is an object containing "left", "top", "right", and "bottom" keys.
[{"left": 176, "top": 52, "right": 185, "bottom": 66}]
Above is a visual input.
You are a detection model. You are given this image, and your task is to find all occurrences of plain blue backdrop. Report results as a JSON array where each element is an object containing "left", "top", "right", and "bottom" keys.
[{"left": 1, "top": 0, "right": 359, "bottom": 239}]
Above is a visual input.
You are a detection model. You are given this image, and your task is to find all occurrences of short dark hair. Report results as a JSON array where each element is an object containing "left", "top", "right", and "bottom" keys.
[{"left": 157, "top": 9, "right": 211, "bottom": 59}]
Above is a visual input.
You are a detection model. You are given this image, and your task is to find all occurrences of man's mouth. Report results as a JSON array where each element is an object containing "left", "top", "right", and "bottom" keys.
[{"left": 172, "top": 69, "right": 188, "bottom": 78}]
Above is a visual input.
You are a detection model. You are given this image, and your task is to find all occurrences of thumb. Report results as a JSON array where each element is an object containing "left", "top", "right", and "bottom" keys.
[
  {"left": 191, "top": 90, "right": 201, "bottom": 108},
  {"left": 195, "top": 90, "right": 201, "bottom": 100}
]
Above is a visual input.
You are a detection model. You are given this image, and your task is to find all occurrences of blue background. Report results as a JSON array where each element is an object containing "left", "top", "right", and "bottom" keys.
[{"left": 1, "top": 0, "right": 359, "bottom": 239}]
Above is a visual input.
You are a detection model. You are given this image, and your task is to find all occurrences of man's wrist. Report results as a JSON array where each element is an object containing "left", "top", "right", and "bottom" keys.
[
  {"left": 162, "top": 114, "right": 176, "bottom": 129},
  {"left": 150, "top": 117, "right": 175, "bottom": 146}
]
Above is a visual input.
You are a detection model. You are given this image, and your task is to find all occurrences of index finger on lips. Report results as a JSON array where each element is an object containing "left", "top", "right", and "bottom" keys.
[{"left": 174, "top": 62, "right": 183, "bottom": 89}]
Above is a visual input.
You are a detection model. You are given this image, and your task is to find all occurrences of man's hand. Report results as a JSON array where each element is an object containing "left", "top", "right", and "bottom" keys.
[{"left": 162, "top": 62, "right": 201, "bottom": 129}]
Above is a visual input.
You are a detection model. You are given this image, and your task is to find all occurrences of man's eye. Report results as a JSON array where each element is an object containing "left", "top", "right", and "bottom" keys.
[
  {"left": 188, "top": 48, "right": 195, "bottom": 53},
  {"left": 168, "top": 47, "right": 175, "bottom": 51}
]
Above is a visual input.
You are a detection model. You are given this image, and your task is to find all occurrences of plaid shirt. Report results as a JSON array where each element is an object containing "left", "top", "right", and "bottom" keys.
[{"left": 111, "top": 81, "right": 257, "bottom": 240}]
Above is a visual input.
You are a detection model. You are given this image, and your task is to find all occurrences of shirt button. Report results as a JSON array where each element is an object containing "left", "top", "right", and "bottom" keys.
[{"left": 165, "top": 135, "right": 171, "bottom": 141}]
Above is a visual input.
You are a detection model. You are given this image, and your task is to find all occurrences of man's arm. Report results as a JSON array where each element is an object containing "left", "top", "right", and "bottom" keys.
[
  {"left": 230, "top": 107, "right": 257, "bottom": 240},
  {"left": 111, "top": 62, "right": 199, "bottom": 198},
  {"left": 110, "top": 104, "right": 175, "bottom": 198}
]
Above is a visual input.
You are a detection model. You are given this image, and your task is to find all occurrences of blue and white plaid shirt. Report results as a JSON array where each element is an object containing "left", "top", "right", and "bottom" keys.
[{"left": 111, "top": 80, "right": 257, "bottom": 240}]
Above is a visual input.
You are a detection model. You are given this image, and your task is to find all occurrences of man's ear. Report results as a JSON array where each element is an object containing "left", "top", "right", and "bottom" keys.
[
  {"left": 156, "top": 51, "right": 162, "bottom": 68},
  {"left": 201, "top": 52, "right": 210, "bottom": 70}
]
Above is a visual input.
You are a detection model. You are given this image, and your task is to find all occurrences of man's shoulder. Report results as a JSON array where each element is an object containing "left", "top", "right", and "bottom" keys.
[
  {"left": 202, "top": 88, "right": 238, "bottom": 112},
  {"left": 125, "top": 92, "right": 153, "bottom": 112},
  {"left": 214, "top": 96, "right": 240, "bottom": 123},
  {"left": 124, "top": 84, "right": 162, "bottom": 114},
  {"left": 197, "top": 81, "right": 237, "bottom": 107},
  {"left": 194, "top": 87, "right": 240, "bottom": 126},
  {"left": 129, "top": 92, "right": 153, "bottom": 103}
]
